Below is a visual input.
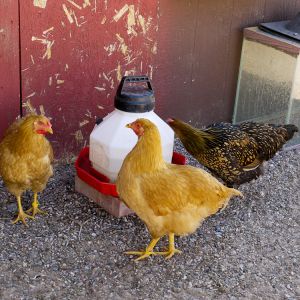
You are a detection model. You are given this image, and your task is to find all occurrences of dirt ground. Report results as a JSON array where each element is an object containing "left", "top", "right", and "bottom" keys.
[{"left": 0, "top": 142, "right": 299, "bottom": 299}]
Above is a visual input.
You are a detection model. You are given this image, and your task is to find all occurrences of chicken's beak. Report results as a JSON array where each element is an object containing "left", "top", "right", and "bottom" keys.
[
  {"left": 126, "top": 123, "right": 132, "bottom": 128},
  {"left": 47, "top": 127, "right": 53, "bottom": 134}
]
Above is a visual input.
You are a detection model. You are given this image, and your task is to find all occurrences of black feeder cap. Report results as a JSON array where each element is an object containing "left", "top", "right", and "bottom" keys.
[
  {"left": 259, "top": 12, "right": 300, "bottom": 42},
  {"left": 114, "top": 75, "right": 155, "bottom": 113}
]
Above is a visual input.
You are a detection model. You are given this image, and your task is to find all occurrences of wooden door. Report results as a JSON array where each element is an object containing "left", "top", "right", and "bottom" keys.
[{"left": 20, "top": 0, "right": 159, "bottom": 158}]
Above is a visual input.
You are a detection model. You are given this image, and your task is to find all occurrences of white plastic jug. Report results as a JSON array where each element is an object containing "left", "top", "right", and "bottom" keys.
[{"left": 89, "top": 76, "right": 174, "bottom": 182}]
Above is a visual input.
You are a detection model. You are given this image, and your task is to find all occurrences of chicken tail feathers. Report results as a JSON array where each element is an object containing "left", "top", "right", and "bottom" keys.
[
  {"left": 229, "top": 188, "right": 243, "bottom": 198},
  {"left": 282, "top": 124, "right": 298, "bottom": 141}
]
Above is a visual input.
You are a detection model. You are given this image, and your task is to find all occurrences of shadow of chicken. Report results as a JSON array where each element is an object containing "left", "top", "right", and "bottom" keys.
[
  {"left": 0, "top": 114, "right": 54, "bottom": 225},
  {"left": 116, "top": 118, "right": 242, "bottom": 261},
  {"left": 168, "top": 119, "right": 298, "bottom": 187}
]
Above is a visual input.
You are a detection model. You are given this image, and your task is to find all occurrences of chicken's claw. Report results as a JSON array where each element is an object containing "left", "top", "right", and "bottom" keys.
[
  {"left": 26, "top": 206, "right": 47, "bottom": 218},
  {"left": 160, "top": 248, "right": 182, "bottom": 259},
  {"left": 25, "top": 193, "right": 47, "bottom": 218},
  {"left": 125, "top": 237, "right": 161, "bottom": 261},
  {"left": 124, "top": 250, "right": 161, "bottom": 261},
  {"left": 12, "top": 211, "right": 34, "bottom": 226}
]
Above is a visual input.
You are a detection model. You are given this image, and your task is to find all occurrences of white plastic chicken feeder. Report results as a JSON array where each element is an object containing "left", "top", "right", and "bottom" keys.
[
  {"left": 89, "top": 75, "right": 174, "bottom": 182},
  {"left": 75, "top": 76, "right": 179, "bottom": 217}
]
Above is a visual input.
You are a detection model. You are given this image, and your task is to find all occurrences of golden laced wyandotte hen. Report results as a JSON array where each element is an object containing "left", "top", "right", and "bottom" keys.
[
  {"left": 0, "top": 114, "right": 53, "bottom": 225},
  {"left": 167, "top": 119, "right": 298, "bottom": 187},
  {"left": 116, "top": 118, "right": 242, "bottom": 261}
]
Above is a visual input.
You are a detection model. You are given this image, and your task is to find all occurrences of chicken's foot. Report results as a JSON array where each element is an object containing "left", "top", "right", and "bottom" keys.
[
  {"left": 12, "top": 196, "right": 34, "bottom": 226},
  {"left": 161, "top": 233, "right": 182, "bottom": 259},
  {"left": 125, "top": 237, "right": 162, "bottom": 261},
  {"left": 26, "top": 193, "right": 47, "bottom": 217}
]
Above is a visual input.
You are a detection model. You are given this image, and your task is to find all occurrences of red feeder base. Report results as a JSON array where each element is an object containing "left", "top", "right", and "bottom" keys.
[{"left": 75, "top": 147, "right": 186, "bottom": 217}]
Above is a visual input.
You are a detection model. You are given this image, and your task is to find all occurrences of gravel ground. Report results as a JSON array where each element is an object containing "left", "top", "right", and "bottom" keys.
[{"left": 0, "top": 140, "right": 299, "bottom": 300}]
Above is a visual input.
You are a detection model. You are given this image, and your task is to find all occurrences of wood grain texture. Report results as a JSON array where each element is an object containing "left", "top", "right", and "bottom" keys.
[
  {"left": 20, "top": 0, "right": 159, "bottom": 158},
  {"left": 155, "top": 0, "right": 300, "bottom": 127},
  {"left": 0, "top": 0, "right": 20, "bottom": 138}
]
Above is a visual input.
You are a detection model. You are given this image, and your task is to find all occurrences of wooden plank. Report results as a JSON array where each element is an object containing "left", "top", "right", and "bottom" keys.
[
  {"left": 153, "top": 0, "right": 198, "bottom": 120},
  {"left": 263, "top": 0, "right": 300, "bottom": 22},
  {"left": 20, "top": 0, "right": 159, "bottom": 158},
  {"left": 0, "top": 0, "right": 20, "bottom": 138}
]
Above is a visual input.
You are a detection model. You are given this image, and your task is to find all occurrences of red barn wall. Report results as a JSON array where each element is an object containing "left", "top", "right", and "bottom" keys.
[
  {"left": 0, "top": 0, "right": 20, "bottom": 139},
  {"left": 1, "top": 1, "right": 300, "bottom": 158},
  {"left": 20, "top": 0, "right": 159, "bottom": 158}
]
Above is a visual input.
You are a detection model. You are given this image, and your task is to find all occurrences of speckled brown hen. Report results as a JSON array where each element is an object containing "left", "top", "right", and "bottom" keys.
[{"left": 168, "top": 119, "right": 298, "bottom": 187}]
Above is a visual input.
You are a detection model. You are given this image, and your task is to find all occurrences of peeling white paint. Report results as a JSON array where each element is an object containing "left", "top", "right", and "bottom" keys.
[
  {"left": 101, "top": 16, "right": 107, "bottom": 24},
  {"left": 85, "top": 110, "right": 92, "bottom": 118},
  {"left": 95, "top": 87, "right": 106, "bottom": 92},
  {"left": 127, "top": 5, "right": 137, "bottom": 36},
  {"left": 149, "top": 65, "right": 153, "bottom": 79},
  {"left": 22, "top": 67, "right": 30, "bottom": 72},
  {"left": 73, "top": 130, "right": 84, "bottom": 144},
  {"left": 138, "top": 15, "right": 146, "bottom": 34},
  {"left": 43, "top": 26, "right": 54, "bottom": 35},
  {"left": 116, "top": 62, "right": 122, "bottom": 82},
  {"left": 82, "top": 0, "right": 91, "bottom": 8},
  {"left": 33, "top": 0, "right": 47, "bottom": 9},
  {"left": 0, "top": 29, "right": 4, "bottom": 33},
  {"left": 104, "top": 0, "right": 108, "bottom": 10},
  {"left": 57, "top": 79, "right": 65, "bottom": 84},
  {"left": 92, "top": 0, "right": 97, "bottom": 12},
  {"left": 151, "top": 42, "right": 158, "bottom": 54},
  {"left": 26, "top": 92, "right": 36, "bottom": 99},
  {"left": 79, "top": 120, "right": 89, "bottom": 127},
  {"left": 97, "top": 105, "right": 104, "bottom": 110},
  {"left": 124, "top": 69, "right": 136, "bottom": 76},
  {"left": 32, "top": 36, "right": 54, "bottom": 60},
  {"left": 39, "top": 105, "right": 45, "bottom": 115},
  {"left": 65, "top": 64, "right": 69, "bottom": 71},
  {"left": 30, "top": 55, "right": 35, "bottom": 64},
  {"left": 116, "top": 34, "right": 128, "bottom": 56},
  {"left": 62, "top": 4, "right": 74, "bottom": 24},
  {"left": 67, "top": 0, "right": 82, "bottom": 9},
  {"left": 49, "top": 76, "right": 53, "bottom": 86},
  {"left": 23, "top": 100, "right": 37, "bottom": 114},
  {"left": 102, "top": 72, "right": 109, "bottom": 81},
  {"left": 104, "top": 43, "right": 117, "bottom": 56},
  {"left": 113, "top": 4, "right": 129, "bottom": 22}
]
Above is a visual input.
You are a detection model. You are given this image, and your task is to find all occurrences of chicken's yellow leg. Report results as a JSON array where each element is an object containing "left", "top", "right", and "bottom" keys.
[
  {"left": 125, "top": 237, "right": 161, "bottom": 261},
  {"left": 26, "top": 193, "right": 47, "bottom": 217},
  {"left": 162, "top": 233, "right": 182, "bottom": 259},
  {"left": 12, "top": 196, "right": 34, "bottom": 225}
]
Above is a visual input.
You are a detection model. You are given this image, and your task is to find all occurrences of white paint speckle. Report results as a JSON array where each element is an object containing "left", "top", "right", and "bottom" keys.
[
  {"left": 33, "top": 0, "right": 47, "bottom": 9},
  {"left": 94, "top": 87, "right": 106, "bottom": 92},
  {"left": 113, "top": 4, "right": 129, "bottom": 22},
  {"left": 67, "top": 0, "right": 82, "bottom": 10}
]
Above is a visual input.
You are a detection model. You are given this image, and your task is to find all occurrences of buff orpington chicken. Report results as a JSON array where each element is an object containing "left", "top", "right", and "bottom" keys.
[
  {"left": 116, "top": 118, "right": 242, "bottom": 261},
  {"left": 168, "top": 118, "right": 298, "bottom": 187},
  {"left": 0, "top": 114, "right": 53, "bottom": 225}
]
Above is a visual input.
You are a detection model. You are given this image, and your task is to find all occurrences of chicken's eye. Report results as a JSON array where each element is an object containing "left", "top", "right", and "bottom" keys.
[{"left": 37, "top": 121, "right": 45, "bottom": 126}]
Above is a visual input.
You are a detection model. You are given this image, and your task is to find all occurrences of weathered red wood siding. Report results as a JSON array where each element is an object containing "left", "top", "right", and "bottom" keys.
[
  {"left": 20, "top": 0, "right": 159, "bottom": 158},
  {"left": 1, "top": 0, "right": 300, "bottom": 158},
  {"left": 0, "top": 0, "right": 20, "bottom": 138}
]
